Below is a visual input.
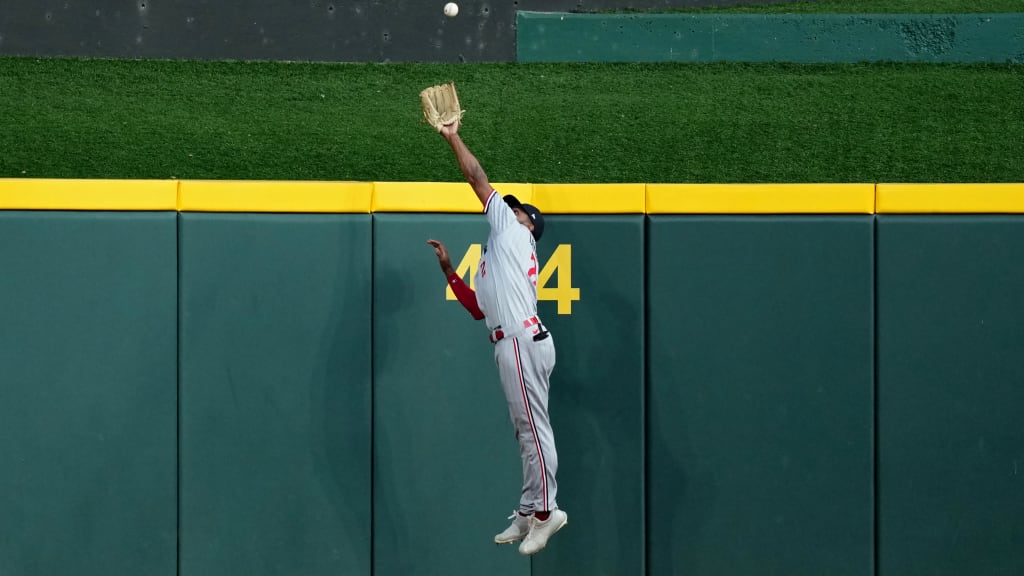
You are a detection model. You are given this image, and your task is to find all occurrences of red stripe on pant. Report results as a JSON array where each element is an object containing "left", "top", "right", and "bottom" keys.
[{"left": 513, "top": 338, "right": 547, "bottom": 511}]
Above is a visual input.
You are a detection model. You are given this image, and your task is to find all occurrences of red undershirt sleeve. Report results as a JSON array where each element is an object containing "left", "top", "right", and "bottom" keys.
[{"left": 447, "top": 273, "right": 485, "bottom": 320}]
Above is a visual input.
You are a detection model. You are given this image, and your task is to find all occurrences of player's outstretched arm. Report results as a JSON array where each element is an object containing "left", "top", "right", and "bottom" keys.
[
  {"left": 427, "top": 239, "right": 484, "bottom": 320},
  {"left": 440, "top": 119, "right": 492, "bottom": 207}
]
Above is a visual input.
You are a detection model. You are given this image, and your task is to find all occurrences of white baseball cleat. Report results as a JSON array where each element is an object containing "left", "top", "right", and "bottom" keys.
[
  {"left": 494, "top": 511, "right": 531, "bottom": 544},
  {"left": 518, "top": 509, "right": 568, "bottom": 555}
]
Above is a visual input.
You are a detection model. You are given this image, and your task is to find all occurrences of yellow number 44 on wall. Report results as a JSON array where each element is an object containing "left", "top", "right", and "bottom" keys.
[
  {"left": 446, "top": 244, "right": 581, "bottom": 314},
  {"left": 536, "top": 244, "right": 581, "bottom": 314}
]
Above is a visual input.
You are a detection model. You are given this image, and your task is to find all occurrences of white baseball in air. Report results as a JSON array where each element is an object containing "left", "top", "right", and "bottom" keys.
[{"left": 444, "top": 2, "right": 459, "bottom": 17}]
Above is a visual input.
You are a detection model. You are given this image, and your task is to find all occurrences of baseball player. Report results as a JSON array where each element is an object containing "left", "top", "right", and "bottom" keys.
[{"left": 426, "top": 117, "right": 567, "bottom": 556}]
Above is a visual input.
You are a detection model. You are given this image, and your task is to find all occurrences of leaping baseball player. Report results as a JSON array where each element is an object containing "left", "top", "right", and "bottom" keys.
[{"left": 426, "top": 117, "right": 567, "bottom": 556}]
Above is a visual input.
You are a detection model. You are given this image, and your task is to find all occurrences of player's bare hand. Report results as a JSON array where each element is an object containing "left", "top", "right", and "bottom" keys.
[
  {"left": 427, "top": 239, "right": 448, "bottom": 260},
  {"left": 439, "top": 118, "right": 460, "bottom": 139},
  {"left": 427, "top": 239, "right": 455, "bottom": 276}
]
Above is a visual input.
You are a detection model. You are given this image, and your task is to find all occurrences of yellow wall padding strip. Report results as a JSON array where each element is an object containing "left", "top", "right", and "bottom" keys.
[
  {"left": 532, "top": 183, "right": 647, "bottom": 214},
  {"left": 0, "top": 178, "right": 178, "bottom": 210},
  {"left": 372, "top": 182, "right": 534, "bottom": 212},
  {"left": 647, "top": 183, "right": 876, "bottom": 214},
  {"left": 7, "top": 179, "right": 1024, "bottom": 214},
  {"left": 876, "top": 183, "right": 1024, "bottom": 213},
  {"left": 178, "top": 180, "right": 372, "bottom": 213}
]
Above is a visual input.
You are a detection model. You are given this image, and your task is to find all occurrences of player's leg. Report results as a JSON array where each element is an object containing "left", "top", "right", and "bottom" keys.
[
  {"left": 492, "top": 338, "right": 539, "bottom": 544},
  {"left": 513, "top": 335, "right": 559, "bottom": 512},
  {"left": 494, "top": 337, "right": 547, "bottom": 513},
  {"left": 499, "top": 336, "right": 558, "bottom": 512},
  {"left": 514, "top": 334, "right": 567, "bottom": 555}
]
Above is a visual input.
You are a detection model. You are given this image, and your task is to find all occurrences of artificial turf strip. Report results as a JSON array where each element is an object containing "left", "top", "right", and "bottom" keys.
[
  {"left": 1, "top": 58, "right": 1022, "bottom": 183},
  {"left": 626, "top": 0, "right": 1024, "bottom": 14}
]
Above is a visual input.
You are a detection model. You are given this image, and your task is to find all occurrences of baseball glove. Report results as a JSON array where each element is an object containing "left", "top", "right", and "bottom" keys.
[{"left": 420, "top": 82, "right": 465, "bottom": 132}]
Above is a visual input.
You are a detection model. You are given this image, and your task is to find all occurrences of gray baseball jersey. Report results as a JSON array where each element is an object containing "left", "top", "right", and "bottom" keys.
[
  {"left": 476, "top": 189, "right": 559, "bottom": 514},
  {"left": 474, "top": 190, "right": 540, "bottom": 333}
]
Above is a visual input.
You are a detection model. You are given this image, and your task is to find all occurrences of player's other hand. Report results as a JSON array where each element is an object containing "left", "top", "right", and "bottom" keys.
[
  {"left": 439, "top": 118, "right": 460, "bottom": 139},
  {"left": 427, "top": 239, "right": 455, "bottom": 276}
]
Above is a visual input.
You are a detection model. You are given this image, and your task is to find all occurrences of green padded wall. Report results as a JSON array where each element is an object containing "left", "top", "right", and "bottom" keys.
[
  {"left": 877, "top": 216, "right": 1024, "bottom": 576},
  {"left": 8, "top": 205, "right": 1024, "bottom": 576},
  {"left": 178, "top": 213, "right": 372, "bottom": 576},
  {"left": 647, "top": 216, "right": 874, "bottom": 576},
  {"left": 0, "top": 211, "right": 177, "bottom": 576}
]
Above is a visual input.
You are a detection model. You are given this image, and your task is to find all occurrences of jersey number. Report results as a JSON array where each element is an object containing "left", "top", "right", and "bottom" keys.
[{"left": 446, "top": 243, "right": 581, "bottom": 315}]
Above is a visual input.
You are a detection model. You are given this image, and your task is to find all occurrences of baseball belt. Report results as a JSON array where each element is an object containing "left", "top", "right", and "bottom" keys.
[{"left": 489, "top": 316, "right": 549, "bottom": 344}]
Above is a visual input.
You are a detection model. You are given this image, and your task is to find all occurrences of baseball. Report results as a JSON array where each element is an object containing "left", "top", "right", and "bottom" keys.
[{"left": 443, "top": 2, "right": 459, "bottom": 17}]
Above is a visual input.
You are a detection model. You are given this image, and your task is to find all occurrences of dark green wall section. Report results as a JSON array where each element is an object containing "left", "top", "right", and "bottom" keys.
[
  {"left": 877, "top": 216, "right": 1024, "bottom": 576},
  {"left": 178, "top": 214, "right": 372, "bottom": 576},
  {"left": 6, "top": 210, "right": 1024, "bottom": 576},
  {"left": 0, "top": 211, "right": 177, "bottom": 576},
  {"left": 647, "top": 216, "right": 874, "bottom": 576},
  {"left": 517, "top": 12, "right": 1024, "bottom": 63}
]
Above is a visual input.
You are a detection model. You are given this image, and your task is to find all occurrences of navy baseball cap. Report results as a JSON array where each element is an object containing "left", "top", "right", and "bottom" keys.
[{"left": 503, "top": 194, "right": 545, "bottom": 241}]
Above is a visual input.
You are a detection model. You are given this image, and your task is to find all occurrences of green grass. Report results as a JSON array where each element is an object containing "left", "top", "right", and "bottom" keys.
[
  {"left": 611, "top": 0, "right": 1024, "bottom": 14},
  {"left": 1, "top": 57, "right": 1022, "bottom": 183}
]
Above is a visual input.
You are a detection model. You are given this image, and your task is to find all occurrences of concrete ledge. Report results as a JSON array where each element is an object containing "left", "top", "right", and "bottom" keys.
[{"left": 516, "top": 12, "right": 1024, "bottom": 63}]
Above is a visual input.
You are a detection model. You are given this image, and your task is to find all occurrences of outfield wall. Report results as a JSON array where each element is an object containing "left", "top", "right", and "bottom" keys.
[{"left": 2, "top": 180, "right": 1023, "bottom": 576}]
